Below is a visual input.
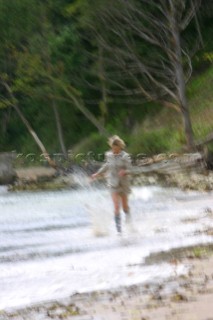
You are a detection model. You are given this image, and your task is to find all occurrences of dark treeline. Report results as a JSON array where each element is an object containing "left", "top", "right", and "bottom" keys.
[{"left": 0, "top": 0, "right": 212, "bottom": 161}]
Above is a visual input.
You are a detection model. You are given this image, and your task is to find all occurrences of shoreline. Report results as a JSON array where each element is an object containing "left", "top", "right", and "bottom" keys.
[
  {"left": 6, "top": 155, "right": 213, "bottom": 191},
  {"left": 1, "top": 162, "right": 213, "bottom": 319},
  {"left": 1, "top": 244, "right": 213, "bottom": 320},
  {"left": 0, "top": 151, "right": 211, "bottom": 192},
  {"left": 7, "top": 167, "right": 213, "bottom": 193}
]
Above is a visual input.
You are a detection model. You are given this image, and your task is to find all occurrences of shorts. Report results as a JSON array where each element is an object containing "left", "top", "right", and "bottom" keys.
[{"left": 109, "top": 182, "right": 131, "bottom": 195}]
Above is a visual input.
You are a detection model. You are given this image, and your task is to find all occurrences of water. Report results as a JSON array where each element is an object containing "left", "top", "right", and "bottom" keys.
[{"left": 0, "top": 184, "right": 213, "bottom": 310}]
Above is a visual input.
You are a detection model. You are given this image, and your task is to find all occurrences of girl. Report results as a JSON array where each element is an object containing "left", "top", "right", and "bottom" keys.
[{"left": 91, "top": 135, "right": 132, "bottom": 233}]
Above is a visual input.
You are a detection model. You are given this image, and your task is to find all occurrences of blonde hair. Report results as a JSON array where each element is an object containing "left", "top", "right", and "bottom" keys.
[{"left": 108, "top": 135, "right": 126, "bottom": 149}]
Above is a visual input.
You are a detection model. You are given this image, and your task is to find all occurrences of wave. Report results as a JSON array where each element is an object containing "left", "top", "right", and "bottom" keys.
[
  {"left": 0, "top": 221, "right": 89, "bottom": 234},
  {"left": 0, "top": 235, "right": 138, "bottom": 264}
]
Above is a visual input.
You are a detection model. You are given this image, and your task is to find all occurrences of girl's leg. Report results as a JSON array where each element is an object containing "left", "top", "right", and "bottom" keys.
[
  {"left": 121, "top": 194, "right": 129, "bottom": 213},
  {"left": 111, "top": 192, "right": 121, "bottom": 215},
  {"left": 121, "top": 194, "right": 131, "bottom": 223},
  {"left": 111, "top": 192, "right": 121, "bottom": 232}
]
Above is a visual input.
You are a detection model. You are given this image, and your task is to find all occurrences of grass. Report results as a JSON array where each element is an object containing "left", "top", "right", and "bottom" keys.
[
  {"left": 189, "top": 65, "right": 213, "bottom": 140},
  {"left": 192, "top": 247, "right": 211, "bottom": 259}
]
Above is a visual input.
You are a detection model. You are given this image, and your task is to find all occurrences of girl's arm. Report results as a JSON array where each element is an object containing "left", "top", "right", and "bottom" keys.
[
  {"left": 92, "top": 163, "right": 109, "bottom": 178},
  {"left": 91, "top": 154, "right": 109, "bottom": 180}
]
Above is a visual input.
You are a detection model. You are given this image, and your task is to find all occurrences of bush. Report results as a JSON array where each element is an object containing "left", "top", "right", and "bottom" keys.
[
  {"left": 128, "top": 126, "right": 181, "bottom": 156},
  {"left": 71, "top": 133, "right": 107, "bottom": 163}
]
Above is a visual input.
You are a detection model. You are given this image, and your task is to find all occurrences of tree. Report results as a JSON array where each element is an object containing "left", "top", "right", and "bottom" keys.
[
  {"left": 0, "top": 76, "right": 57, "bottom": 168},
  {"left": 0, "top": 0, "right": 58, "bottom": 167},
  {"left": 14, "top": 48, "right": 110, "bottom": 138},
  {"left": 73, "top": 0, "right": 203, "bottom": 150},
  {"left": 0, "top": 0, "right": 109, "bottom": 162}
]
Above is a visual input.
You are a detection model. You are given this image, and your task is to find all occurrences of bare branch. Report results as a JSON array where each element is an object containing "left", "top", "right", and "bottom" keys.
[
  {"left": 159, "top": 100, "right": 180, "bottom": 113},
  {"left": 182, "top": 49, "right": 193, "bottom": 83},
  {"left": 181, "top": 0, "right": 202, "bottom": 30}
]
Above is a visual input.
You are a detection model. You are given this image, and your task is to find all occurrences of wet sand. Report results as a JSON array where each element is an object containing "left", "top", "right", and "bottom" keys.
[{"left": 1, "top": 245, "right": 213, "bottom": 320}]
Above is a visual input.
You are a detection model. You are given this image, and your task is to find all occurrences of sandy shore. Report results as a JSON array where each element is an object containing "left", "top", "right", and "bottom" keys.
[{"left": 1, "top": 245, "right": 213, "bottom": 320}]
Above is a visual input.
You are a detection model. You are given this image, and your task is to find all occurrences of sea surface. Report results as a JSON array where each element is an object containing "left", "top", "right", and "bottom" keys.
[{"left": 0, "top": 183, "right": 213, "bottom": 310}]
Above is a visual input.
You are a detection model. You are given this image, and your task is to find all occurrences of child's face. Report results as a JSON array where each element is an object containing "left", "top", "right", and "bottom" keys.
[{"left": 112, "top": 145, "right": 121, "bottom": 154}]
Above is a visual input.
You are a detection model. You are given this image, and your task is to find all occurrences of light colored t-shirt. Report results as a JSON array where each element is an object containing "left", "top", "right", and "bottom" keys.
[{"left": 97, "top": 150, "right": 132, "bottom": 190}]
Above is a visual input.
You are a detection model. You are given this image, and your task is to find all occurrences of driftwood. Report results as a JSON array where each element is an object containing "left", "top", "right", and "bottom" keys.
[
  {"left": 15, "top": 167, "right": 56, "bottom": 184},
  {"left": 86, "top": 153, "right": 206, "bottom": 177},
  {"left": 133, "top": 152, "right": 205, "bottom": 175}
]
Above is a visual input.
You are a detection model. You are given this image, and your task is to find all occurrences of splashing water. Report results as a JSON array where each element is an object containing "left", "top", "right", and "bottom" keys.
[
  {"left": 0, "top": 182, "right": 213, "bottom": 310},
  {"left": 72, "top": 170, "right": 92, "bottom": 189},
  {"left": 70, "top": 171, "right": 112, "bottom": 236}
]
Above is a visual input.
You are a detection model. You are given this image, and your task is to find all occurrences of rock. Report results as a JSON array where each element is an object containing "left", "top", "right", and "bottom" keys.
[
  {"left": 170, "top": 293, "right": 188, "bottom": 302},
  {"left": 0, "top": 152, "right": 17, "bottom": 185},
  {"left": 165, "top": 171, "right": 213, "bottom": 191},
  {"left": 15, "top": 167, "right": 56, "bottom": 183}
]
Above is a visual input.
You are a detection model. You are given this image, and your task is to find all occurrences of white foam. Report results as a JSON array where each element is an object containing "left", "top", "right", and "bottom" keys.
[{"left": 0, "top": 185, "right": 213, "bottom": 310}]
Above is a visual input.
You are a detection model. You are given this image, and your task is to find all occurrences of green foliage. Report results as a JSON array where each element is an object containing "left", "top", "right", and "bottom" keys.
[
  {"left": 71, "top": 133, "right": 106, "bottom": 159},
  {"left": 0, "top": 0, "right": 41, "bottom": 46},
  {"left": 193, "top": 123, "right": 213, "bottom": 140},
  {"left": 0, "top": 99, "right": 12, "bottom": 109},
  {"left": 128, "top": 127, "right": 179, "bottom": 156},
  {"left": 189, "top": 65, "right": 213, "bottom": 140},
  {"left": 65, "top": 0, "right": 87, "bottom": 16},
  {"left": 188, "top": 66, "right": 213, "bottom": 101},
  {"left": 0, "top": 0, "right": 213, "bottom": 158}
]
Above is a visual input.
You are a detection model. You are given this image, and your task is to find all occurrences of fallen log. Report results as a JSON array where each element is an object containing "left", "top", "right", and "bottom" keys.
[{"left": 134, "top": 152, "right": 205, "bottom": 175}]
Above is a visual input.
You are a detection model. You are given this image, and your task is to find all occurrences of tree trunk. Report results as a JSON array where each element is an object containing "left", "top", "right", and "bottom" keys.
[
  {"left": 180, "top": 103, "right": 195, "bottom": 150},
  {"left": 13, "top": 103, "right": 57, "bottom": 168},
  {"left": 1, "top": 108, "right": 11, "bottom": 137},
  {"left": 1, "top": 80, "right": 57, "bottom": 169},
  {"left": 52, "top": 99, "right": 67, "bottom": 158},
  {"left": 170, "top": 8, "right": 195, "bottom": 151}
]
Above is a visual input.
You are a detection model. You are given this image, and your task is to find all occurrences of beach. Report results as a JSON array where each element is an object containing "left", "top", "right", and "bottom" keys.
[
  {"left": 1, "top": 245, "right": 213, "bottom": 320},
  {"left": 0, "top": 184, "right": 213, "bottom": 320}
]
